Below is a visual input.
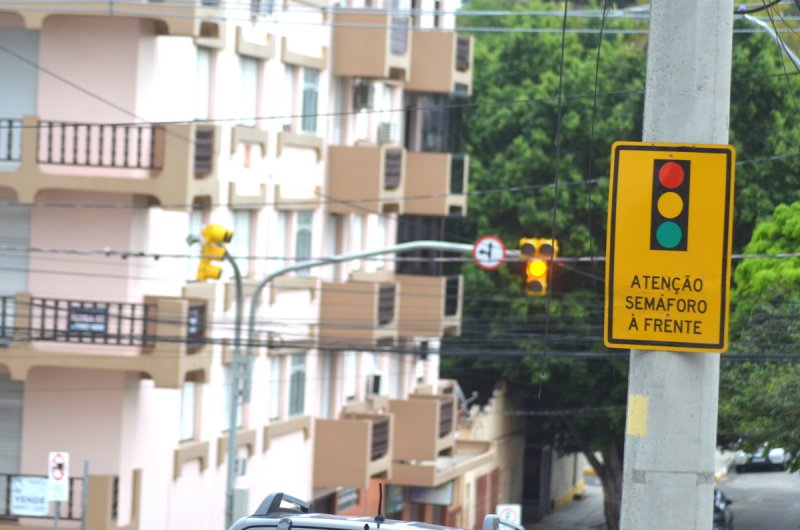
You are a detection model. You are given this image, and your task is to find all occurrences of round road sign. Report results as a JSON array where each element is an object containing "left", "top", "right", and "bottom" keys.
[{"left": 473, "top": 235, "right": 506, "bottom": 270}]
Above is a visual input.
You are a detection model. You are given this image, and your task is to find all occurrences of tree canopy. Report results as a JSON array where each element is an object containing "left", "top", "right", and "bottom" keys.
[{"left": 442, "top": 3, "right": 800, "bottom": 528}]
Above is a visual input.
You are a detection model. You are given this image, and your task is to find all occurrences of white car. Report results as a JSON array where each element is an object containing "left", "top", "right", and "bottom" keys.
[{"left": 734, "top": 444, "right": 790, "bottom": 472}]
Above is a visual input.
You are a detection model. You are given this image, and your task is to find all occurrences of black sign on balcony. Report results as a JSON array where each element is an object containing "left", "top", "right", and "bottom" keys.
[{"left": 67, "top": 307, "right": 108, "bottom": 334}]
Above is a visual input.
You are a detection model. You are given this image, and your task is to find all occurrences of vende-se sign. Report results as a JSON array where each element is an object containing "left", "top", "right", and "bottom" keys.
[{"left": 604, "top": 142, "right": 735, "bottom": 353}]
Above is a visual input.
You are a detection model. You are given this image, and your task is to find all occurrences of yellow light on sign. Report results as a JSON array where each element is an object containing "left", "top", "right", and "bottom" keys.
[{"left": 604, "top": 141, "right": 735, "bottom": 353}]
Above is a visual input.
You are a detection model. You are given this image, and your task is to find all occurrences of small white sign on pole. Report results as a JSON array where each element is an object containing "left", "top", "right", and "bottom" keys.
[
  {"left": 47, "top": 451, "right": 70, "bottom": 502},
  {"left": 10, "top": 476, "right": 49, "bottom": 516},
  {"left": 496, "top": 503, "right": 522, "bottom": 525}
]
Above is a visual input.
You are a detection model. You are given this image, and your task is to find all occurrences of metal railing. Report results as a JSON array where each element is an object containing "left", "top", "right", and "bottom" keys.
[
  {"left": 28, "top": 297, "right": 155, "bottom": 345},
  {"left": 371, "top": 417, "right": 390, "bottom": 461},
  {"left": 0, "top": 474, "right": 84, "bottom": 520},
  {"left": 37, "top": 121, "right": 165, "bottom": 170},
  {"left": 377, "top": 284, "right": 396, "bottom": 326},
  {"left": 383, "top": 149, "right": 403, "bottom": 191},
  {"left": 0, "top": 119, "right": 22, "bottom": 162},
  {"left": 0, "top": 296, "right": 14, "bottom": 342}
]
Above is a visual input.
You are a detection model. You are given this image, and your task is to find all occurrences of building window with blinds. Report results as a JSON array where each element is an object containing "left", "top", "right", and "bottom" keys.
[
  {"left": 301, "top": 68, "right": 320, "bottom": 135},
  {"left": 289, "top": 353, "right": 307, "bottom": 417}
]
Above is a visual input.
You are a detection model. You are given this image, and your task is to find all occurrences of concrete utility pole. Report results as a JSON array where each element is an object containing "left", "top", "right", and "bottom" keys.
[{"left": 620, "top": 2, "right": 733, "bottom": 529}]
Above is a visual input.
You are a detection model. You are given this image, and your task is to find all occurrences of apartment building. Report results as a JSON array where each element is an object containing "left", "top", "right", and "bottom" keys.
[{"left": 0, "top": 1, "right": 492, "bottom": 529}]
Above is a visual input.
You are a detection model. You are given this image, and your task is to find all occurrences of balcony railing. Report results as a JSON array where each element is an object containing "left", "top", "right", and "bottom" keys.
[
  {"left": 377, "top": 284, "right": 396, "bottom": 326},
  {"left": 456, "top": 36, "right": 471, "bottom": 72},
  {"left": 384, "top": 149, "right": 402, "bottom": 191},
  {"left": 37, "top": 121, "right": 165, "bottom": 170},
  {"left": 27, "top": 297, "right": 155, "bottom": 346},
  {"left": 0, "top": 473, "right": 90, "bottom": 521},
  {"left": 0, "top": 296, "right": 13, "bottom": 342},
  {"left": 390, "top": 16, "right": 409, "bottom": 55},
  {"left": 0, "top": 119, "right": 22, "bottom": 162}
]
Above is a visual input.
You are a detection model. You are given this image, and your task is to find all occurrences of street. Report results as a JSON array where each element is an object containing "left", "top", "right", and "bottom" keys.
[{"left": 719, "top": 469, "right": 800, "bottom": 530}]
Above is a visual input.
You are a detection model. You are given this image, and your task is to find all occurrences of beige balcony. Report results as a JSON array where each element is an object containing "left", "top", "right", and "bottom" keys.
[
  {"left": 390, "top": 439, "right": 495, "bottom": 488},
  {"left": 0, "top": 1, "right": 223, "bottom": 39},
  {"left": 407, "top": 32, "right": 473, "bottom": 95},
  {"left": 396, "top": 274, "right": 462, "bottom": 338},
  {"left": 0, "top": 116, "right": 219, "bottom": 211},
  {"left": 0, "top": 292, "right": 211, "bottom": 389},
  {"left": 405, "top": 152, "right": 468, "bottom": 216},
  {"left": 319, "top": 277, "right": 398, "bottom": 349},
  {"left": 327, "top": 145, "right": 405, "bottom": 214},
  {"left": 332, "top": 11, "right": 411, "bottom": 80},
  {"left": 313, "top": 412, "right": 394, "bottom": 489},
  {"left": 389, "top": 394, "right": 456, "bottom": 461}
]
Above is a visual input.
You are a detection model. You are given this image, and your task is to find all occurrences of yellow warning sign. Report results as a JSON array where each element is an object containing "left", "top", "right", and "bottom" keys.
[{"left": 604, "top": 142, "right": 736, "bottom": 353}]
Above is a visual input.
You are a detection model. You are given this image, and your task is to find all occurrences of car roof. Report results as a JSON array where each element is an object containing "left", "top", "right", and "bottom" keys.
[{"left": 230, "top": 493, "right": 464, "bottom": 530}]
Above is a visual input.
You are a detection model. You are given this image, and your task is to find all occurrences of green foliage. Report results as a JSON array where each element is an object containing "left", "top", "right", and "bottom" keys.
[{"left": 721, "top": 202, "right": 800, "bottom": 467}]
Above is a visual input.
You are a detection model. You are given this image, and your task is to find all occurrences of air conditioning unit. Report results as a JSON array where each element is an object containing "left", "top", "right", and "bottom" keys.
[
  {"left": 377, "top": 122, "right": 398, "bottom": 145},
  {"left": 366, "top": 372, "right": 385, "bottom": 396}
]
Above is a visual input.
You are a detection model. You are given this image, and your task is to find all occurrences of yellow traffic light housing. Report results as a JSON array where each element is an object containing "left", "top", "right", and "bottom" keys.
[
  {"left": 519, "top": 237, "right": 559, "bottom": 296},
  {"left": 196, "top": 224, "right": 233, "bottom": 282}
]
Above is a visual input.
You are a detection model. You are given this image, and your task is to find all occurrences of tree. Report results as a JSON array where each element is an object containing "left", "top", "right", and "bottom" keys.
[
  {"left": 719, "top": 202, "right": 800, "bottom": 466},
  {"left": 443, "top": 4, "right": 800, "bottom": 529}
]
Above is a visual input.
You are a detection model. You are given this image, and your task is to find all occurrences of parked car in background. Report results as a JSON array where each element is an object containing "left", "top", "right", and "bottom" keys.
[
  {"left": 713, "top": 488, "right": 734, "bottom": 530},
  {"left": 734, "top": 444, "right": 791, "bottom": 472}
]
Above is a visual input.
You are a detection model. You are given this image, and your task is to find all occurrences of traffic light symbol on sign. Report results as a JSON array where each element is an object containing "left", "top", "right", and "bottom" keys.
[{"left": 650, "top": 159, "right": 690, "bottom": 251}]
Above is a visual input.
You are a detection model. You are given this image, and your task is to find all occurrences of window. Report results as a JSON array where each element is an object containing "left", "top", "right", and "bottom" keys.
[
  {"left": 230, "top": 210, "right": 253, "bottom": 278},
  {"left": 275, "top": 211, "right": 288, "bottom": 271},
  {"left": 179, "top": 381, "right": 197, "bottom": 441},
  {"left": 223, "top": 365, "right": 243, "bottom": 430},
  {"left": 295, "top": 210, "right": 313, "bottom": 276},
  {"left": 195, "top": 48, "right": 212, "bottom": 121},
  {"left": 301, "top": 68, "right": 320, "bottom": 134},
  {"left": 268, "top": 356, "right": 282, "bottom": 420},
  {"left": 289, "top": 353, "right": 306, "bottom": 416},
  {"left": 344, "top": 351, "right": 357, "bottom": 401},
  {"left": 239, "top": 57, "right": 259, "bottom": 126}
]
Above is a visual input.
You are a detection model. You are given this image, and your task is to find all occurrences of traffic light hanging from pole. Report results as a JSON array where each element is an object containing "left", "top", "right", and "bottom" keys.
[
  {"left": 519, "top": 237, "right": 559, "bottom": 296},
  {"left": 196, "top": 223, "right": 234, "bottom": 281}
]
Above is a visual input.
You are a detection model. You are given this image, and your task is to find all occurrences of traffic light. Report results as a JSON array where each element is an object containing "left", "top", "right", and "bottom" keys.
[
  {"left": 519, "top": 238, "right": 559, "bottom": 296},
  {"left": 651, "top": 159, "right": 690, "bottom": 251},
  {"left": 196, "top": 224, "right": 233, "bottom": 281}
]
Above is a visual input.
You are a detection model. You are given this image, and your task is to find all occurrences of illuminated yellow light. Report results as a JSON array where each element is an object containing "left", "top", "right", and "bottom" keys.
[{"left": 527, "top": 259, "right": 547, "bottom": 277}]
